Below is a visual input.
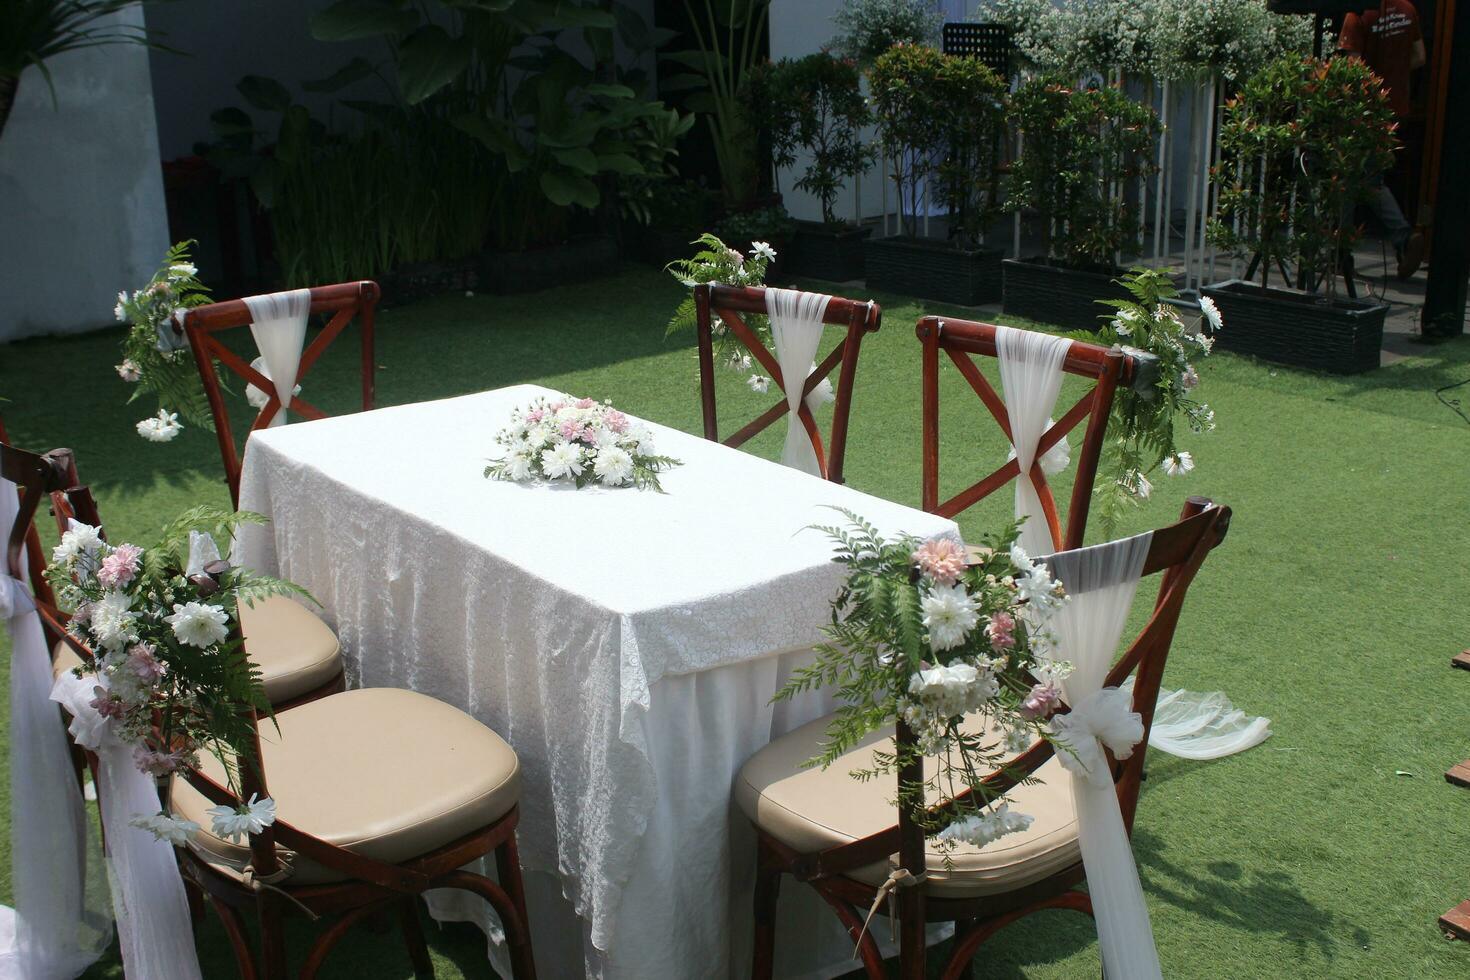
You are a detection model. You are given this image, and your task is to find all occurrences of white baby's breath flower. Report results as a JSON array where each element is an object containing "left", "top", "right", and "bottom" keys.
[
  {"left": 1162, "top": 452, "right": 1194, "bottom": 477},
  {"left": 206, "top": 794, "right": 276, "bottom": 843},
  {"left": 130, "top": 811, "right": 200, "bottom": 845},
  {"left": 164, "top": 601, "right": 229, "bottom": 648},
  {"left": 136, "top": 410, "right": 183, "bottom": 443},
  {"left": 920, "top": 583, "right": 980, "bottom": 651},
  {"left": 592, "top": 445, "right": 635, "bottom": 486},
  {"left": 1198, "top": 295, "right": 1223, "bottom": 333},
  {"left": 541, "top": 441, "right": 585, "bottom": 480},
  {"left": 747, "top": 374, "right": 770, "bottom": 394}
]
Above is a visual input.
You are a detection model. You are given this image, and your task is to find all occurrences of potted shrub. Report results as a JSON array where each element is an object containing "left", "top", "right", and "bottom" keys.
[
  {"left": 1003, "top": 79, "right": 1160, "bottom": 328},
  {"left": 1205, "top": 54, "right": 1395, "bottom": 374},
  {"left": 715, "top": 205, "right": 797, "bottom": 282},
  {"left": 749, "top": 53, "right": 875, "bottom": 282},
  {"left": 629, "top": 179, "right": 721, "bottom": 267},
  {"left": 865, "top": 44, "right": 1008, "bottom": 305}
]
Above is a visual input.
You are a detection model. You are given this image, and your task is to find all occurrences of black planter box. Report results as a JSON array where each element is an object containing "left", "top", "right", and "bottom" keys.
[
  {"left": 1001, "top": 257, "right": 1129, "bottom": 330},
  {"left": 379, "top": 257, "right": 478, "bottom": 306},
  {"left": 863, "top": 236, "right": 1002, "bottom": 306},
  {"left": 479, "top": 235, "right": 620, "bottom": 295},
  {"left": 788, "top": 221, "right": 871, "bottom": 282},
  {"left": 1201, "top": 279, "right": 1387, "bottom": 374},
  {"left": 632, "top": 226, "right": 703, "bottom": 267}
]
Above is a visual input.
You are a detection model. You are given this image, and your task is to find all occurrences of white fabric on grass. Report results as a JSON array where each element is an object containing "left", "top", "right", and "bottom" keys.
[
  {"left": 0, "top": 482, "right": 112, "bottom": 979},
  {"left": 233, "top": 384, "right": 959, "bottom": 979},
  {"left": 1042, "top": 530, "right": 1163, "bottom": 980},
  {"left": 243, "top": 288, "right": 311, "bottom": 427}
]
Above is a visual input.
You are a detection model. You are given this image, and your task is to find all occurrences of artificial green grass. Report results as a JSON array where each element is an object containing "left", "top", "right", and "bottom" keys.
[{"left": 2, "top": 263, "right": 1469, "bottom": 978}]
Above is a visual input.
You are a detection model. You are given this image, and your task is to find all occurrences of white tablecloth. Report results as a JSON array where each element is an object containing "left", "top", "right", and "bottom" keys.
[{"left": 234, "top": 384, "right": 957, "bottom": 979}]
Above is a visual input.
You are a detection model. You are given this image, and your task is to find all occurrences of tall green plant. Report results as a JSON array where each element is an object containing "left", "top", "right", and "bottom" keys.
[
  {"left": 745, "top": 53, "right": 872, "bottom": 225},
  {"left": 660, "top": 0, "right": 771, "bottom": 206},
  {"left": 830, "top": 0, "right": 941, "bottom": 66},
  {"left": 1007, "top": 79, "right": 1160, "bottom": 270},
  {"left": 1209, "top": 54, "right": 1396, "bottom": 301},
  {"left": 867, "top": 43, "right": 948, "bottom": 239},
  {"left": 0, "top": 0, "right": 169, "bottom": 141}
]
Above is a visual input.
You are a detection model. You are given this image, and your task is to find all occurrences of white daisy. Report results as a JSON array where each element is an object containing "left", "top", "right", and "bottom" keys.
[
  {"left": 165, "top": 601, "right": 229, "bottom": 648},
  {"left": 1162, "top": 452, "right": 1195, "bottom": 477},
  {"left": 751, "top": 240, "right": 777, "bottom": 262},
  {"left": 206, "top": 794, "right": 276, "bottom": 843},
  {"left": 136, "top": 410, "right": 183, "bottom": 443},
  {"left": 168, "top": 263, "right": 197, "bottom": 279},
  {"left": 1198, "top": 295, "right": 1223, "bottom": 333},
  {"left": 541, "top": 441, "right": 585, "bottom": 480},
  {"left": 919, "top": 583, "right": 981, "bottom": 651},
  {"left": 130, "top": 811, "right": 200, "bottom": 845},
  {"left": 747, "top": 374, "right": 770, "bottom": 394}
]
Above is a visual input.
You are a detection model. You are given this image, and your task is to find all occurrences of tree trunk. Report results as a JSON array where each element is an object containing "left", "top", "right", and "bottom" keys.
[{"left": 0, "top": 74, "right": 18, "bottom": 145}]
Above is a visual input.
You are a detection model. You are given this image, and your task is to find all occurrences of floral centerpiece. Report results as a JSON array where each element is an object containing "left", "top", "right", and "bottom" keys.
[
  {"left": 114, "top": 241, "right": 215, "bottom": 444},
  {"left": 776, "top": 511, "right": 1069, "bottom": 848},
  {"left": 47, "top": 507, "right": 308, "bottom": 844},
  {"left": 484, "top": 395, "right": 680, "bottom": 492},
  {"left": 665, "top": 233, "right": 781, "bottom": 394},
  {"left": 1083, "top": 267, "right": 1217, "bottom": 533}
]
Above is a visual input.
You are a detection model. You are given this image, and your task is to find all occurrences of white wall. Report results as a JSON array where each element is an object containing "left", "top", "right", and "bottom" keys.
[{"left": 0, "top": 5, "right": 169, "bottom": 342}]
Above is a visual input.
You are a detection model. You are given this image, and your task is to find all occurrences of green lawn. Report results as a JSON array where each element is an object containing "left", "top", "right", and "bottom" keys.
[{"left": 3, "top": 263, "right": 1469, "bottom": 978}]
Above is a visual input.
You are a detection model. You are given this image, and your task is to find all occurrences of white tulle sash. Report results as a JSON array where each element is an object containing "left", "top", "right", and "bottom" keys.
[
  {"left": 1122, "top": 677, "right": 1272, "bottom": 760},
  {"left": 995, "top": 326, "right": 1071, "bottom": 556},
  {"left": 243, "top": 289, "right": 311, "bottom": 428},
  {"left": 766, "top": 288, "right": 834, "bottom": 477}
]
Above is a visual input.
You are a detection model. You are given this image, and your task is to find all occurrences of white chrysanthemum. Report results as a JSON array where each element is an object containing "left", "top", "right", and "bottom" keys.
[
  {"left": 52, "top": 523, "right": 103, "bottom": 563},
  {"left": 114, "top": 291, "right": 129, "bottom": 321},
  {"left": 592, "top": 446, "right": 635, "bottom": 486},
  {"left": 751, "top": 240, "right": 777, "bottom": 261},
  {"left": 1162, "top": 452, "right": 1194, "bottom": 477},
  {"left": 747, "top": 374, "right": 770, "bottom": 394},
  {"left": 165, "top": 601, "right": 229, "bottom": 648},
  {"left": 1198, "top": 295, "right": 1223, "bottom": 333},
  {"left": 935, "top": 802, "right": 1034, "bottom": 848},
  {"left": 504, "top": 454, "right": 534, "bottom": 481},
  {"left": 90, "top": 590, "right": 139, "bottom": 652},
  {"left": 920, "top": 583, "right": 980, "bottom": 651},
  {"left": 206, "top": 794, "right": 276, "bottom": 843},
  {"left": 136, "top": 410, "right": 183, "bottom": 442},
  {"left": 541, "top": 441, "right": 585, "bottom": 480},
  {"left": 526, "top": 423, "right": 554, "bottom": 446},
  {"left": 624, "top": 424, "right": 654, "bottom": 453},
  {"left": 130, "top": 811, "right": 200, "bottom": 845},
  {"left": 908, "top": 662, "right": 996, "bottom": 718}
]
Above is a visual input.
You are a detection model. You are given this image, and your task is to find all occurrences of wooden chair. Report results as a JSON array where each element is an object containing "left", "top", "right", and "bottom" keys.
[
  {"left": 181, "top": 281, "right": 379, "bottom": 507},
  {"left": 917, "top": 316, "right": 1149, "bottom": 551},
  {"left": 693, "top": 283, "right": 880, "bottom": 484},
  {"left": 15, "top": 442, "right": 347, "bottom": 711},
  {"left": 737, "top": 497, "right": 1231, "bottom": 979},
  {"left": 170, "top": 654, "right": 537, "bottom": 978}
]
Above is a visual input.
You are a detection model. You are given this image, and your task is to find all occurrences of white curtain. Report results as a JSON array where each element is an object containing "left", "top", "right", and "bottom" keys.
[
  {"left": 1042, "top": 531, "right": 1163, "bottom": 980},
  {"left": 765, "top": 288, "right": 834, "bottom": 478},
  {"left": 50, "top": 674, "right": 203, "bottom": 980},
  {"left": 994, "top": 325, "right": 1071, "bottom": 556},
  {"left": 243, "top": 289, "right": 311, "bottom": 428},
  {"left": 0, "top": 481, "right": 112, "bottom": 979},
  {"left": 1122, "top": 677, "right": 1272, "bottom": 760}
]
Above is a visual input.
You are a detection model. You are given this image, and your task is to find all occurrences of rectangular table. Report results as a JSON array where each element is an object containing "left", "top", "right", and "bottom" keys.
[{"left": 233, "top": 384, "right": 957, "bottom": 978}]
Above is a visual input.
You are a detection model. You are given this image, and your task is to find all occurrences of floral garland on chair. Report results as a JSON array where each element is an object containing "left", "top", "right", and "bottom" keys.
[
  {"left": 47, "top": 506, "right": 310, "bottom": 843},
  {"left": 775, "top": 510, "right": 1071, "bottom": 851},
  {"left": 664, "top": 232, "right": 783, "bottom": 394},
  {"left": 113, "top": 241, "right": 215, "bottom": 444}
]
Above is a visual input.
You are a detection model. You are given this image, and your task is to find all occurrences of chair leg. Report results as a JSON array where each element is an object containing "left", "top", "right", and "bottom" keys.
[
  {"left": 184, "top": 876, "right": 206, "bottom": 928},
  {"left": 947, "top": 918, "right": 977, "bottom": 980},
  {"left": 211, "top": 896, "right": 259, "bottom": 980},
  {"left": 257, "top": 891, "right": 289, "bottom": 980},
  {"left": 397, "top": 897, "right": 435, "bottom": 978},
  {"left": 494, "top": 835, "right": 537, "bottom": 980},
  {"left": 940, "top": 890, "right": 1095, "bottom": 980},
  {"left": 751, "top": 838, "right": 782, "bottom": 980}
]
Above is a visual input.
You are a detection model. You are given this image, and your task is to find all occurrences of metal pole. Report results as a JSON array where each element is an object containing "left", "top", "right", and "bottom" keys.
[{"left": 1182, "top": 81, "right": 1203, "bottom": 292}]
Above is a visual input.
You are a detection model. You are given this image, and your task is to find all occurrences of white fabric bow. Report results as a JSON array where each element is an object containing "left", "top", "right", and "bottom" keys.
[
  {"left": 1006, "top": 417, "right": 1071, "bottom": 476},
  {"left": 244, "top": 357, "right": 302, "bottom": 413},
  {"left": 1050, "top": 687, "right": 1144, "bottom": 789},
  {"left": 243, "top": 289, "right": 311, "bottom": 428},
  {"left": 765, "top": 288, "right": 834, "bottom": 477}
]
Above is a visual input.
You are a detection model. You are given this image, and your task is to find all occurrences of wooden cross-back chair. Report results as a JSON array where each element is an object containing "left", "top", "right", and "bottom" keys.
[
  {"left": 917, "top": 316, "right": 1149, "bottom": 551},
  {"left": 171, "top": 641, "right": 537, "bottom": 978},
  {"left": 181, "top": 280, "right": 380, "bottom": 507},
  {"left": 694, "top": 283, "right": 880, "bottom": 484},
  {"left": 738, "top": 497, "right": 1231, "bottom": 980}
]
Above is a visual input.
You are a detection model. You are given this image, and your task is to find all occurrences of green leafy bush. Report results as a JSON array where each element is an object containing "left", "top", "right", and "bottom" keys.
[{"left": 830, "top": 0, "right": 941, "bottom": 66}]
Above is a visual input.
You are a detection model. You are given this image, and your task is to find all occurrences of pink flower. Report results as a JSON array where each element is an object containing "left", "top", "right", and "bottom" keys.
[
  {"left": 126, "top": 644, "right": 167, "bottom": 683},
  {"left": 548, "top": 401, "right": 566, "bottom": 412},
  {"left": 604, "top": 409, "right": 629, "bottom": 434},
  {"left": 72, "top": 602, "right": 93, "bottom": 625},
  {"left": 578, "top": 425, "right": 599, "bottom": 443},
  {"left": 96, "top": 543, "right": 143, "bottom": 589},
  {"left": 1018, "top": 681, "right": 1061, "bottom": 720},
  {"left": 559, "top": 419, "right": 582, "bottom": 441},
  {"left": 986, "top": 611, "right": 1016, "bottom": 649},
  {"left": 133, "top": 746, "right": 184, "bottom": 777},
  {"left": 912, "top": 537, "right": 968, "bottom": 585},
  {"left": 90, "top": 688, "right": 127, "bottom": 720},
  {"left": 574, "top": 397, "right": 596, "bottom": 409},
  {"left": 1181, "top": 366, "right": 1200, "bottom": 390},
  {"left": 526, "top": 408, "right": 545, "bottom": 423}
]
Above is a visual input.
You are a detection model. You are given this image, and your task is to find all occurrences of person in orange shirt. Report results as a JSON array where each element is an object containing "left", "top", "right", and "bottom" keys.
[{"left": 1338, "top": 0, "right": 1427, "bottom": 278}]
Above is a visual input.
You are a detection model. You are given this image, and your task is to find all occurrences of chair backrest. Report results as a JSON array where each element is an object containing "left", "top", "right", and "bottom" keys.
[
  {"left": 0, "top": 439, "right": 90, "bottom": 658},
  {"left": 796, "top": 496, "right": 1230, "bottom": 887},
  {"left": 917, "top": 315, "right": 1148, "bottom": 552},
  {"left": 181, "top": 280, "right": 380, "bottom": 507},
  {"left": 693, "top": 283, "right": 880, "bottom": 484}
]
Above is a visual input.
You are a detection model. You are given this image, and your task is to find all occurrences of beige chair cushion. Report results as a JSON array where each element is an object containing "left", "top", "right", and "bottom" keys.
[
  {"left": 735, "top": 712, "right": 1080, "bottom": 898},
  {"left": 171, "top": 687, "right": 520, "bottom": 885},
  {"left": 52, "top": 595, "right": 341, "bottom": 705}
]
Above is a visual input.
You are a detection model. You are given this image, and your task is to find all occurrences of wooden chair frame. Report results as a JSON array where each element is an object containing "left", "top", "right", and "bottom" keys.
[
  {"left": 176, "top": 680, "right": 536, "bottom": 979},
  {"left": 918, "top": 316, "right": 1148, "bottom": 551},
  {"left": 182, "top": 281, "right": 380, "bottom": 507},
  {"left": 750, "top": 497, "right": 1232, "bottom": 980},
  {"left": 694, "top": 283, "right": 880, "bottom": 484}
]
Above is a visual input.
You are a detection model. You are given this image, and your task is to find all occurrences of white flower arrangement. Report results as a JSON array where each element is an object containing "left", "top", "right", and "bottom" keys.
[{"left": 484, "top": 395, "right": 681, "bottom": 492}]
